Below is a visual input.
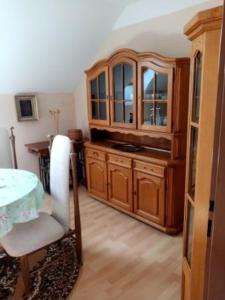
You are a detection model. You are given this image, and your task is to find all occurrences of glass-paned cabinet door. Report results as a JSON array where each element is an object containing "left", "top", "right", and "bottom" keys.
[
  {"left": 184, "top": 51, "right": 202, "bottom": 270},
  {"left": 138, "top": 62, "right": 173, "bottom": 132},
  {"left": 88, "top": 67, "right": 109, "bottom": 125},
  {"left": 110, "top": 59, "right": 136, "bottom": 128}
]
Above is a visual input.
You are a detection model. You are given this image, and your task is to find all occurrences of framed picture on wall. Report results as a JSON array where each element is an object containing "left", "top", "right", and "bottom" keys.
[{"left": 15, "top": 95, "right": 39, "bottom": 121}]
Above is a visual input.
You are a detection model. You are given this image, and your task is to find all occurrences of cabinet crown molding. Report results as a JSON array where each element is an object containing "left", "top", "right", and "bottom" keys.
[
  {"left": 85, "top": 48, "right": 189, "bottom": 75},
  {"left": 184, "top": 6, "right": 223, "bottom": 41}
]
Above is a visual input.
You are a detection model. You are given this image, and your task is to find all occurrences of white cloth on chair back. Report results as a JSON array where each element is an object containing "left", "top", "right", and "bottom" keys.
[
  {"left": 50, "top": 135, "right": 71, "bottom": 231},
  {"left": 0, "top": 128, "right": 13, "bottom": 168}
]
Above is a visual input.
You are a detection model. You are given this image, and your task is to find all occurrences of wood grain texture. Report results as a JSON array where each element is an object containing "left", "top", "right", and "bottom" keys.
[
  {"left": 85, "top": 142, "right": 185, "bottom": 234},
  {"left": 69, "top": 187, "right": 182, "bottom": 300},
  {"left": 182, "top": 6, "right": 222, "bottom": 300}
]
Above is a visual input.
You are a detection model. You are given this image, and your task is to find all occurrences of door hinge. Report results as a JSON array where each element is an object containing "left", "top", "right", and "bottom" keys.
[
  {"left": 209, "top": 200, "right": 215, "bottom": 212},
  {"left": 207, "top": 219, "right": 213, "bottom": 238},
  {"left": 207, "top": 199, "right": 215, "bottom": 238}
]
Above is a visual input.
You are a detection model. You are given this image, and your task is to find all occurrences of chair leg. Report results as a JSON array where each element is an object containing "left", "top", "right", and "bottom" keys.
[{"left": 20, "top": 255, "right": 30, "bottom": 293}]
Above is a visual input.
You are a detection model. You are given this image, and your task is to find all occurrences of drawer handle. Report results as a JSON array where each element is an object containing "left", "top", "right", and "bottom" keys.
[
  {"left": 115, "top": 159, "right": 124, "bottom": 164},
  {"left": 93, "top": 151, "right": 99, "bottom": 156}
]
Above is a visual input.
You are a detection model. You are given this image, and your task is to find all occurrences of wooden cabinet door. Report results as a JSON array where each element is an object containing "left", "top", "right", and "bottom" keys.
[
  {"left": 87, "top": 66, "right": 110, "bottom": 126},
  {"left": 86, "top": 158, "right": 107, "bottom": 200},
  {"left": 134, "top": 171, "right": 165, "bottom": 225},
  {"left": 109, "top": 58, "right": 137, "bottom": 129},
  {"left": 138, "top": 61, "right": 173, "bottom": 133},
  {"left": 108, "top": 163, "right": 133, "bottom": 211}
]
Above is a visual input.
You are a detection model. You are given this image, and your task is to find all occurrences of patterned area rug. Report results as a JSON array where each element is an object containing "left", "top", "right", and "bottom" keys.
[
  {"left": 0, "top": 250, "right": 19, "bottom": 300},
  {"left": 0, "top": 236, "right": 80, "bottom": 300}
]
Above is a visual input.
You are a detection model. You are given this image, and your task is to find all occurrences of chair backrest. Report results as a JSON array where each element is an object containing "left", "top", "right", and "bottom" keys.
[
  {"left": 0, "top": 128, "right": 13, "bottom": 168},
  {"left": 50, "top": 135, "right": 71, "bottom": 231}
]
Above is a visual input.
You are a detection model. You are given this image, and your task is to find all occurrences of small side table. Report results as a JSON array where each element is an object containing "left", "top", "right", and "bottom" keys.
[
  {"left": 25, "top": 140, "right": 86, "bottom": 193},
  {"left": 25, "top": 141, "right": 50, "bottom": 193}
]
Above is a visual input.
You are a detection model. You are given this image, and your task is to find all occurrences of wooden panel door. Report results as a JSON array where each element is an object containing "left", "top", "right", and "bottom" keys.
[
  {"left": 134, "top": 171, "right": 165, "bottom": 225},
  {"left": 108, "top": 163, "right": 133, "bottom": 211},
  {"left": 87, "top": 66, "right": 110, "bottom": 126},
  {"left": 86, "top": 158, "right": 107, "bottom": 200},
  {"left": 182, "top": 6, "right": 222, "bottom": 300},
  {"left": 109, "top": 57, "right": 137, "bottom": 129},
  {"left": 138, "top": 61, "right": 173, "bottom": 133}
]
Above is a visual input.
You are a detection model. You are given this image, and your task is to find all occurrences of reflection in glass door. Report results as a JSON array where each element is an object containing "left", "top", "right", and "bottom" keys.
[{"left": 138, "top": 63, "right": 172, "bottom": 132}]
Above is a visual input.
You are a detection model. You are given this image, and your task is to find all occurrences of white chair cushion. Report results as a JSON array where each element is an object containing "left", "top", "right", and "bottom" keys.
[
  {"left": 50, "top": 135, "right": 71, "bottom": 231},
  {"left": 0, "top": 213, "right": 65, "bottom": 257}
]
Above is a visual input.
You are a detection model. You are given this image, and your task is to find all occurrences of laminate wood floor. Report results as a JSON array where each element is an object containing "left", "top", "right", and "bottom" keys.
[{"left": 69, "top": 188, "right": 182, "bottom": 300}]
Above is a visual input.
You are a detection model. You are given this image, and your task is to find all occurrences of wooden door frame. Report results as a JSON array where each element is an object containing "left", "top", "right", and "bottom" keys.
[{"left": 206, "top": 3, "right": 225, "bottom": 300}]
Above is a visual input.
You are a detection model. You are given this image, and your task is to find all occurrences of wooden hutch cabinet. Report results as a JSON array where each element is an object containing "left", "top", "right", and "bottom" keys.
[
  {"left": 181, "top": 6, "right": 222, "bottom": 300},
  {"left": 85, "top": 49, "right": 190, "bottom": 234}
]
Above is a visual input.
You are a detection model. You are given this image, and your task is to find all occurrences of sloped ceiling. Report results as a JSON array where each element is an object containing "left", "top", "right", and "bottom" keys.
[{"left": 0, "top": 0, "right": 222, "bottom": 93}]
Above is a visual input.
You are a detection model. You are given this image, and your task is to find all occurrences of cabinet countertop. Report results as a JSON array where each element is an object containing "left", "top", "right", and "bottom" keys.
[{"left": 85, "top": 141, "right": 185, "bottom": 166}]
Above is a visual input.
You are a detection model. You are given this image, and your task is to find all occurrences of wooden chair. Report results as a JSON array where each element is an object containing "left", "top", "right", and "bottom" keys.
[
  {"left": 0, "top": 127, "right": 17, "bottom": 169},
  {"left": 0, "top": 135, "right": 82, "bottom": 292}
]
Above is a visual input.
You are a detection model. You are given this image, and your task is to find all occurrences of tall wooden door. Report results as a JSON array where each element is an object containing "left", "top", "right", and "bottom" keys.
[
  {"left": 182, "top": 6, "right": 222, "bottom": 300},
  {"left": 134, "top": 171, "right": 165, "bottom": 225},
  {"left": 207, "top": 4, "right": 225, "bottom": 298},
  {"left": 86, "top": 157, "right": 108, "bottom": 201},
  {"left": 108, "top": 163, "right": 133, "bottom": 211}
]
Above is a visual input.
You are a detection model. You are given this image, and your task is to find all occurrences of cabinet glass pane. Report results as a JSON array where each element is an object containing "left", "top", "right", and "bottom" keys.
[
  {"left": 143, "top": 68, "right": 154, "bottom": 100},
  {"left": 114, "top": 102, "right": 123, "bottom": 122},
  {"left": 155, "top": 72, "right": 168, "bottom": 100},
  {"left": 192, "top": 52, "right": 202, "bottom": 123},
  {"left": 143, "top": 102, "right": 154, "bottom": 125},
  {"left": 99, "top": 102, "right": 107, "bottom": 120},
  {"left": 98, "top": 72, "right": 106, "bottom": 100},
  {"left": 91, "top": 79, "right": 98, "bottom": 99},
  {"left": 91, "top": 101, "right": 98, "bottom": 119},
  {"left": 125, "top": 101, "right": 133, "bottom": 123},
  {"left": 186, "top": 201, "right": 194, "bottom": 265},
  {"left": 155, "top": 102, "right": 167, "bottom": 126},
  {"left": 113, "top": 64, "right": 123, "bottom": 100},
  {"left": 124, "top": 63, "right": 133, "bottom": 101},
  {"left": 188, "top": 127, "right": 198, "bottom": 199}
]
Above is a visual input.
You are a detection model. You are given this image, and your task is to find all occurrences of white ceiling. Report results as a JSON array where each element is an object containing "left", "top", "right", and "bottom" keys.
[
  {"left": 105, "top": 0, "right": 140, "bottom": 5},
  {"left": 0, "top": 0, "right": 222, "bottom": 94},
  {"left": 114, "top": 0, "right": 223, "bottom": 29}
]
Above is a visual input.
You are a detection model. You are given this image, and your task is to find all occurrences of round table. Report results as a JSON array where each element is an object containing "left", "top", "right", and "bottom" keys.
[{"left": 0, "top": 169, "right": 44, "bottom": 238}]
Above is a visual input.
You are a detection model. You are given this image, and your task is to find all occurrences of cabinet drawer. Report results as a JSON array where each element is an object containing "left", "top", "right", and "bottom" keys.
[
  {"left": 86, "top": 148, "right": 106, "bottom": 161},
  {"left": 108, "top": 154, "right": 132, "bottom": 168},
  {"left": 133, "top": 160, "right": 165, "bottom": 178}
]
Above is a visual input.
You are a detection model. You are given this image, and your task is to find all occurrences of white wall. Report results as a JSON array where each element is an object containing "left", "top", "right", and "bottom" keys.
[
  {"left": 74, "top": 0, "right": 222, "bottom": 133},
  {"left": 0, "top": 94, "right": 75, "bottom": 175},
  {"left": 0, "top": 0, "right": 123, "bottom": 94}
]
